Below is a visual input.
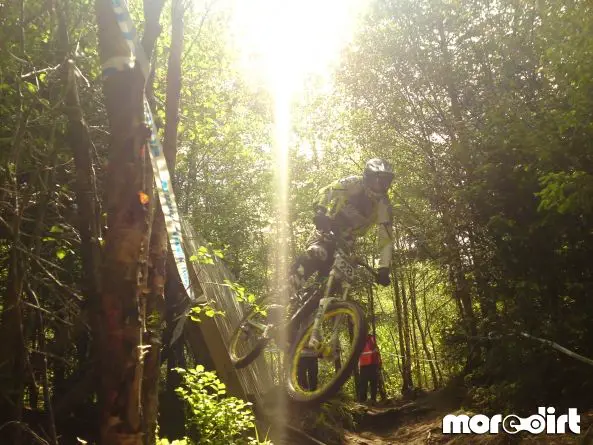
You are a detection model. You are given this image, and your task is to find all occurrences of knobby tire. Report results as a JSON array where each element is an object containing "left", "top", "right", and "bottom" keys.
[{"left": 285, "top": 300, "right": 368, "bottom": 405}]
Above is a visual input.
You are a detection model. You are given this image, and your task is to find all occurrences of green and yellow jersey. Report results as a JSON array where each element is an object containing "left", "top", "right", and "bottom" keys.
[{"left": 315, "top": 175, "right": 394, "bottom": 269}]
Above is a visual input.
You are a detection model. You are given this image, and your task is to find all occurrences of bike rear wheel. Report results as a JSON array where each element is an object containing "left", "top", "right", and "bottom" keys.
[
  {"left": 229, "top": 300, "right": 272, "bottom": 368},
  {"left": 285, "top": 300, "right": 367, "bottom": 405}
]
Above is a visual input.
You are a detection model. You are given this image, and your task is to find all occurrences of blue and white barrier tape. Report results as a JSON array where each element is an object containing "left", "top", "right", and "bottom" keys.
[
  {"left": 104, "top": 0, "right": 195, "bottom": 302},
  {"left": 101, "top": 0, "right": 150, "bottom": 82}
]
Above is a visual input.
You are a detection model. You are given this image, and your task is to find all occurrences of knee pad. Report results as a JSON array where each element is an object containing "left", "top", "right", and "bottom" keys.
[{"left": 307, "top": 243, "right": 328, "bottom": 261}]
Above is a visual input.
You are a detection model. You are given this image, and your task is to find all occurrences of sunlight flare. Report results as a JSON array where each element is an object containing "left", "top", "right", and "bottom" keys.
[
  {"left": 232, "top": 0, "right": 367, "bottom": 92},
  {"left": 230, "top": 0, "right": 368, "bottom": 436}
]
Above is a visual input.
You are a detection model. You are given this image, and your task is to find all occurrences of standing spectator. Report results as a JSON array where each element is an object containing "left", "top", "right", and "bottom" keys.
[{"left": 358, "top": 334, "right": 382, "bottom": 404}]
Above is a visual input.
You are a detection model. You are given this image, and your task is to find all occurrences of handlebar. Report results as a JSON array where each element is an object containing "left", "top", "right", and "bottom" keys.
[
  {"left": 355, "top": 259, "right": 380, "bottom": 281},
  {"left": 321, "top": 230, "right": 381, "bottom": 282}
]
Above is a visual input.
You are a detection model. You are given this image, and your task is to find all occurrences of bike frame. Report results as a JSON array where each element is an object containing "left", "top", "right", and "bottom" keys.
[
  {"left": 307, "top": 250, "right": 352, "bottom": 349},
  {"left": 270, "top": 232, "right": 375, "bottom": 351}
]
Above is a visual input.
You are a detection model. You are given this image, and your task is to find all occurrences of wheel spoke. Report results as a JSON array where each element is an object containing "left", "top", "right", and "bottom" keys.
[{"left": 286, "top": 301, "right": 367, "bottom": 404}]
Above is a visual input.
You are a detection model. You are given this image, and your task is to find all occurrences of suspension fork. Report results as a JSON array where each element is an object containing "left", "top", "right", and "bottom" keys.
[
  {"left": 308, "top": 272, "right": 351, "bottom": 350},
  {"left": 328, "top": 285, "right": 350, "bottom": 354}
]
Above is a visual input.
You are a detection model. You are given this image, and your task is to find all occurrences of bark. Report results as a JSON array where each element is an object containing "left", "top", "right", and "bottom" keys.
[
  {"left": 422, "top": 273, "right": 443, "bottom": 385},
  {"left": 141, "top": 0, "right": 166, "bottom": 69},
  {"left": 450, "top": 259, "right": 480, "bottom": 370},
  {"left": 29, "top": 129, "right": 60, "bottom": 443},
  {"left": 95, "top": 0, "right": 152, "bottom": 442},
  {"left": 63, "top": 59, "right": 102, "bottom": 309},
  {"left": 159, "top": 276, "right": 186, "bottom": 439},
  {"left": 142, "top": 1, "right": 183, "bottom": 442},
  {"left": 410, "top": 271, "right": 438, "bottom": 389},
  {"left": 56, "top": 4, "right": 104, "bottom": 432},
  {"left": 0, "top": 48, "right": 33, "bottom": 442},
  {"left": 62, "top": 57, "right": 103, "bottom": 410},
  {"left": 391, "top": 264, "right": 413, "bottom": 395},
  {"left": 27, "top": 286, "right": 58, "bottom": 445},
  {"left": 162, "top": 0, "right": 184, "bottom": 176},
  {"left": 408, "top": 285, "right": 423, "bottom": 388},
  {"left": 368, "top": 284, "right": 376, "bottom": 335}
]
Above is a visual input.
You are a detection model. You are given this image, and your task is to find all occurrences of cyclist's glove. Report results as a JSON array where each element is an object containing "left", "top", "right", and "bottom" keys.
[
  {"left": 313, "top": 210, "right": 332, "bottom": 233},
  {"left": 376, "top": 267, "right": 390, "bottom": 287}
]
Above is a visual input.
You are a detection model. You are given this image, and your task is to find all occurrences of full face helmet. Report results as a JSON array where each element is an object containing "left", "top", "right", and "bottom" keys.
[{"left": 363, "top": 158, "right": 394, "bottom": 196}]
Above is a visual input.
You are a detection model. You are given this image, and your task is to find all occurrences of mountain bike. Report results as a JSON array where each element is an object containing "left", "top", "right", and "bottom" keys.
[{"left": 228, "top": 231, "right": 379, "bottom": 405}]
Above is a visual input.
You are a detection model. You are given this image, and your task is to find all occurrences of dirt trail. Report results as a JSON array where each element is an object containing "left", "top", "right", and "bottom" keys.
[{"left": 344, "top": 391, "right": 593, "bottom": 445}]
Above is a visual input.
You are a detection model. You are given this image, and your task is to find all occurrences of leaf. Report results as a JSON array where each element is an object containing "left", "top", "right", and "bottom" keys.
[
  {"left": 56, "top": 248, "right": 67, "bottom": 260},
  {"left": 50, "top": 225, "right": 64, "bottom": 233},
  {"left": 25, "top": 82, "right": 38, "bottom": 94},
  {"left": 204, "top": 308, "right": 216, "bottom": 318}
]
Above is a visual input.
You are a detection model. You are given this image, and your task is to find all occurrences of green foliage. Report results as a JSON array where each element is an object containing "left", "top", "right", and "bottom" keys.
[
  {"left": 224, "top": 280, "right": 257, "bottom": 305},
  {"left": 537, "top": 171, "right": 593, "bottom": 215},
  {"left": 329, "top": 0, "right": 593, "bottom": 409},
  {"left": 174, "top": 366, "right": 270, "bottom": 445},
  {"left": 189, "top": 245, "right": 224, "bottom": 265},
  {"left": 157, "top": 438, "right": 189, "bottom": 445},
  {"left": 169, "top": 4, "right": 274, "bottom": 294},
  {"left": 189, "top": 304, "right": 224, "bottom": 323}
]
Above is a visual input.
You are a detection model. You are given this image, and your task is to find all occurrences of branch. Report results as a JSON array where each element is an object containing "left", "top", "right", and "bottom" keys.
[
  {"left": 26, "top": 285, "right": 58, "bottom": 445},
  {"left": 473, "top": 331, "right": 593, "bottom": 368},
  {"left": 519, "top": 332, "right": 593, "bottom": 368},
  {"left": 0, "top": 422, "right": 50, "bottom": 445},
  {"left": 21, "top": 64, "right": 62, "bottom": 79},
  {"left": 23, "top": 301, "right": 74, "bottom": 327}
]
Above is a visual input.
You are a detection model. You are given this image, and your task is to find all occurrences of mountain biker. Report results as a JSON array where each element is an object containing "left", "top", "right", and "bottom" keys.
[{"left": 285, "top": 158, "right": 395, "bottom": 317}]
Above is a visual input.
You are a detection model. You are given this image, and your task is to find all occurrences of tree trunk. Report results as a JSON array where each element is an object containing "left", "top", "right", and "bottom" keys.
[
  {"left": 368, "top": 284, "right": 376, "bottom": 335},
  {"left": 405, "top": 268, "right": 423, "bottom": 388},
  {"left": 408, "top": 292, "right": 422, "bottom": 388},
  {"left": 64, "top": 56, "right": 103, "bottom": 310},
  {"left": 391, "top": 264, "right": 413, "bottom": 395},
  {"left": 422, "top": 272, "right": 443, "bottom": 386},
  {"left": 95, "top": 0, "right": 152, "bottom": 442},
  {"left": 411, "top": 270, "right": 438, "bottom": 389},
  {"left": 139, "top": 0, "right": 171, "bottom": 442},
  {"left": 0, "top": 26, "right": 31, "bottom": 437}
]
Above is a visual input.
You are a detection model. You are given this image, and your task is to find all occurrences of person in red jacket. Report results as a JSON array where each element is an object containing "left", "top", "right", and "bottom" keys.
[{"left": 358, "top": 334, "right": 382, "bottom": 403}]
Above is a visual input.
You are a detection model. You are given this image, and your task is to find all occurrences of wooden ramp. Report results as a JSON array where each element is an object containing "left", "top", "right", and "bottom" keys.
[{"left": 178, "top": 219, "right": 273, "bottom": 402}]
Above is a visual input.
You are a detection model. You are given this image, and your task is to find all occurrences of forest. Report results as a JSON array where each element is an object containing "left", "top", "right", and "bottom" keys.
[{"left": 1, "top": 0, "right": 593, "bottom": 444}]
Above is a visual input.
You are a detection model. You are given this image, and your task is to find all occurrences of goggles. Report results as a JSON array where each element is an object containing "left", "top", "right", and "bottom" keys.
[{"left": 368, "top": 173, "right": 394, "bottom": 192}]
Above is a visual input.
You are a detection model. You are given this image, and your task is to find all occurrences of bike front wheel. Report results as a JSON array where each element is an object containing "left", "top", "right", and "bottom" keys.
[{"left": 285, "top": 300, "right": 367, "bottom": 405}]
